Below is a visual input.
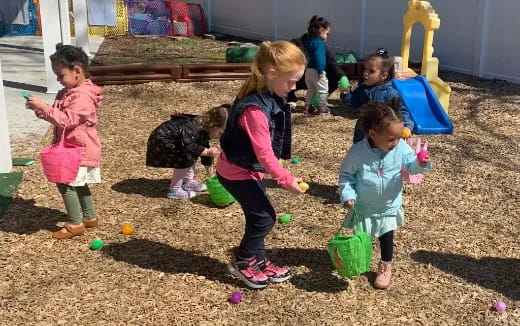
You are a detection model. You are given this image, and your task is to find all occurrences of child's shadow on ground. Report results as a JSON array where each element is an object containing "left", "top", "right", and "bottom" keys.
[
  {"left": 305, "top": 182, "right": 340, "bottom": 204},
  {"left": 191, "top": 194, "right": 235, "bottom": 209},
  {"left": 265, "top": 179, "right": 340, "bottom": 204},
  {"left": 328, "top": 98, "right": 360, "bottom": 119},
  {"left": 111, "top": 178, "right": 170, "bottom": 198},
  {"left": 0, "top": 197, "right": 63, "bottom": 234},
  {"left": 290, "top": 102, "right": 358, "bottom": 122},
  {"left": 267, "top": 247, "right": 348, "bottom": 293},
  {"left": 102, "top": 239, "right": 348, "bottom": 293},
  {"left": 411, "top": 250, "right": 520, "bottom": 301},
  {"left": 102, "top": 239, "right": 240, "bottom": 287}
]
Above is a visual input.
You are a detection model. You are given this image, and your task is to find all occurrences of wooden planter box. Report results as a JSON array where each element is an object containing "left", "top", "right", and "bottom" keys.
[{"left": 90, "top": 62, "right": 423, "bottom": 86}]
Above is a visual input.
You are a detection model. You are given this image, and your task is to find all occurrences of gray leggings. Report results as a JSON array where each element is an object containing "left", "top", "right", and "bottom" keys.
[{"left": 57, "top": 184, "right": 96, "bottom": 225}]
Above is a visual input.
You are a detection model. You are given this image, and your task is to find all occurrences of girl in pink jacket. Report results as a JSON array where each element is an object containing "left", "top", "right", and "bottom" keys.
[{"left": 27, "top": 44, "right": 103, "bottom": 239}]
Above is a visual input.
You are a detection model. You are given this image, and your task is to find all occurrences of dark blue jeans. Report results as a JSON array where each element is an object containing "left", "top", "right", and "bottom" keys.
[{"left": 217, "top": 174, "right": 276, "bottom": 261}]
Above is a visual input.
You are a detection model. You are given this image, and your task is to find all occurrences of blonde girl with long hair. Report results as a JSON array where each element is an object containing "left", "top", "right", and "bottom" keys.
[{"left": 216, "top": 41, "right": 306, "bottom": 289}]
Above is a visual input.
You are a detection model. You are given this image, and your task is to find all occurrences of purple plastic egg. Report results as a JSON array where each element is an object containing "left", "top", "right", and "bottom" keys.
[
  {"left": 229, "top": 291, "right": 242, "bottom": 304},
  {"left": 495, "top": 301, "right": 506, "bottom": 312}
]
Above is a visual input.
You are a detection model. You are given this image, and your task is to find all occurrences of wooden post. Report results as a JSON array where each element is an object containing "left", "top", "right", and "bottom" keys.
[{"left": 0, "top": 60, "right": 12, "bottom": 173}]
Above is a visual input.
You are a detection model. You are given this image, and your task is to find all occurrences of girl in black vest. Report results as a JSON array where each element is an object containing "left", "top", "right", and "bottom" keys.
[
  {"left": 146, "top": 105, "right": 229, "bottom": 199},
  {"left": 217, "top": 41, "right": 307, "bottom": 289}
]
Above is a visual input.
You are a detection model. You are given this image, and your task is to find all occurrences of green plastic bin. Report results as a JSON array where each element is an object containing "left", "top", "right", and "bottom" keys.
[{"left": 225, "top": 46, "right": 259, "bottom": 63}]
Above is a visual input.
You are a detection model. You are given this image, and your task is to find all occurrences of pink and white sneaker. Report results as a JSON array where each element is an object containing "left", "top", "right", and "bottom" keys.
[
  {"left": 258, "top": 259, "right": 292, "bottom": 283},
  {"left": 228, "top": 257, "right": 269, "bottom": 289}
]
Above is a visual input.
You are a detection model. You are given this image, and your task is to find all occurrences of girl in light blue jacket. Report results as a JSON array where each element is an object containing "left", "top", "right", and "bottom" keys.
[{"left": 338, "top": 99, "right": 431, "bottom": 289}]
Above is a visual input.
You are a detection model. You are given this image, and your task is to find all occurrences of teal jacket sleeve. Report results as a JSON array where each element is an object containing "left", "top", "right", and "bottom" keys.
[
  {"left": 304, "top": 38, "right": 327, "bottom": 74},
  {"left": 313, "top": 39, "right": 326, "bottom": 74},
  {"left": 339, "top": 151, "right": 358, "bottom": 204}
]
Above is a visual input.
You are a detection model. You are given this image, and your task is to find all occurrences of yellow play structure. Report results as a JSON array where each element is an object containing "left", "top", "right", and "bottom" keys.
[{"left": 400, "top": 0, "right": 451, "bottom": 112}]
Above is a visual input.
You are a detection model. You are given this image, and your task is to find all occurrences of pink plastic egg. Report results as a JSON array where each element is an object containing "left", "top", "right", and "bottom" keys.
[
  {"left": 495, "top": 301, "right": 506, "bottom": 312},
  {"left": 417, "top": 149, "right": 428, "bottom": 162}
]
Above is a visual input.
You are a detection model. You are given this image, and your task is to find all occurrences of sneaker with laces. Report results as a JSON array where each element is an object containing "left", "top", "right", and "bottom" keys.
[
  {"left": 258, "top": 259, "right": 291, "bottom": 283},
  {"left": 166, "top": 188, "right": 196, "bottom": 199},
  {"left": 374, "top": 261, "right": 392, "bottom": 289},
  {"left": 228, "top": 257, "right": 269, "bottom": 289},
  {"left": 182, "top": 179, "right": 207, "bottom": 192}
]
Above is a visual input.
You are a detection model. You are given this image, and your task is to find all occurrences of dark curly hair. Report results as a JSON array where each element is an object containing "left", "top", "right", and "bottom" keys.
[
  {"left": 307, "top": 15, "right": 330, "bottom": 37},
  {"left": 364, "top": 48, "right": 395, "bottom": 81},
  {"left": 50, "top": 43, "right": 89, "bottom": 74},
  {"left": 359, "top": 98, "right": 403, "bottom": 133}
]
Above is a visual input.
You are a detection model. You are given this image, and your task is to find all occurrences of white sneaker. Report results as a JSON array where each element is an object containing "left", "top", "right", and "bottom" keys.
[{"left": 167, "top": 188, "right": 196, "bottom": 199}]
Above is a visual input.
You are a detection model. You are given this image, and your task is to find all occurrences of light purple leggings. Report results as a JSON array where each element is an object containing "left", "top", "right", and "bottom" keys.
[{"left": 170, "top": 164, "right": 195, "bottom": 189}]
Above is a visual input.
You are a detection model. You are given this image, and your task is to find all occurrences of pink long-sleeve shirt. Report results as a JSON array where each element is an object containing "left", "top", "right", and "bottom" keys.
[{"left": 216, "top": 105, "right": 294, "bottom": 187}]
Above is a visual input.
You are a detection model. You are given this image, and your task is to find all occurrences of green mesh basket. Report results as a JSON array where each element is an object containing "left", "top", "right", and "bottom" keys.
[
  {"left": 334, "top": 52, "right": 358, "bottom": 64},
  {"left": 205, "top": 176, "right": 235, "bottom": 206},
  {"left": 327, "top": 208, "right": 372, "bottom": 278}
]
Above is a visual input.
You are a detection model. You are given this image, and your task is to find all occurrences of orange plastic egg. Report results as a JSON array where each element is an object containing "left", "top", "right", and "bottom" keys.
[{"left": 121, "top": 223, "right": 134, "bottom": 235}]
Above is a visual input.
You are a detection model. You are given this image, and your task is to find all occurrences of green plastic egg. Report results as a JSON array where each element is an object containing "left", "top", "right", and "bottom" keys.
[
  {"left": 339, "top": 76, "right": 350, "bottom": 90},
  {"left": 90, "top": 239, "right": 104, "bottom": 251},
  {"left": 279, "top": 214, "right": 292, "bottom": 224}
]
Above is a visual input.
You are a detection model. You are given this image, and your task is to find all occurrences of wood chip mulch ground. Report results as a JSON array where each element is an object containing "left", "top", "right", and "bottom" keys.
[{"left": 1, "top": 72, "right": 519, "bottom": 325}]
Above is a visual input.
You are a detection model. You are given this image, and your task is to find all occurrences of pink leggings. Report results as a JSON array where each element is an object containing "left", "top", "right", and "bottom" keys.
[{"left": 170, "top": 164, "right": 195, "bottom": 189}]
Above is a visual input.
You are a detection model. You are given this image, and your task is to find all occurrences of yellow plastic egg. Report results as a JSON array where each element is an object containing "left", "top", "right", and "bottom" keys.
[{"left": 401, "top": 128, "right": 411, "bottom": 138}]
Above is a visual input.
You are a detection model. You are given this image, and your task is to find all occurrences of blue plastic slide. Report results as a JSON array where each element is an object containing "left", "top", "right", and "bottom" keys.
[{"left": 392, "top": 75, "right": 453, "bottom": 135}]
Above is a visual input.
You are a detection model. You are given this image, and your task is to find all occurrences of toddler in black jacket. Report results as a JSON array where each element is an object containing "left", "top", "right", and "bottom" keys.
[{"left": 146, "top": 104, "right": 229, "bottom": 199}]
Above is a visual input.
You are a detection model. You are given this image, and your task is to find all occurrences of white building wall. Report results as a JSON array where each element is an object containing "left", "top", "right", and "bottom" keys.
[
  {"left": 427, "top": 0, "right": 480, "bottom": 74},
  {"left": 482, "top": 0, "right": 520, "bottom": 82},
  {"left": 208, "top": 0, "right": 520, "bottom": 83},
  {"left": 212, "top": 0, "right": 274, "bottom": 41},
  {"left": 276, "top": 0, "right": 362, "bottom": 56}
]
